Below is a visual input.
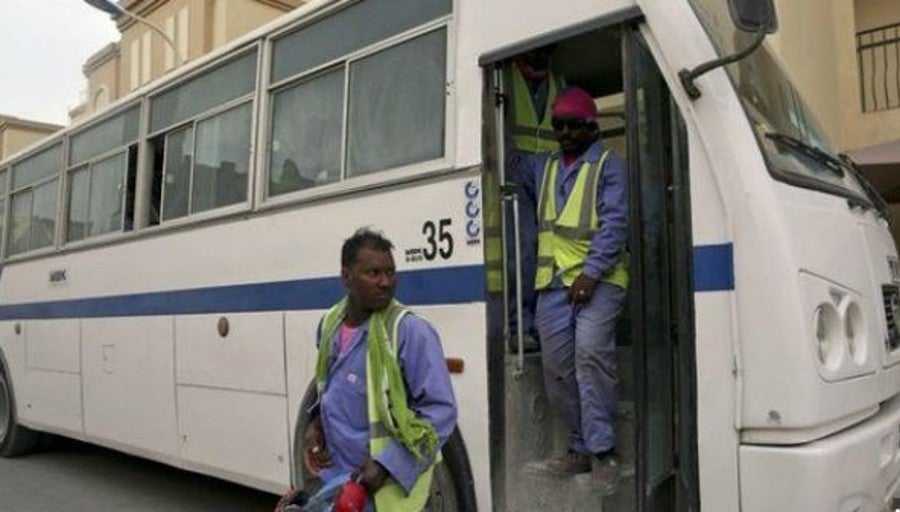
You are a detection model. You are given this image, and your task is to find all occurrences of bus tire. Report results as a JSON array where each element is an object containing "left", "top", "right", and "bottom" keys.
[
  {"left": 292, "top": 384, "right": 477, "bottom": 511},
  {"left": 429, "top": 427, "right": 478, "bottom": 512},
  {"left": 0, "top": 368, "right": 41, "bottom": 457},
  {"left": 292, "top": 382, "right": 321, "bottom": 492}
]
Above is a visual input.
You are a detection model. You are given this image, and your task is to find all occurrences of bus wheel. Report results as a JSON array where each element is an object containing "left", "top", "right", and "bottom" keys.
[
  {"left": 427, "top": 460, "right": 459, "bottom": 511},
  {"left": 426, "top": 428, "right": 477, "bottom": 512},
  {"left": 0, "top": 369, "right": 40, "bottom": 457},
  {"left": 292, "top": 385, "right": 476, "bottom": 511}
]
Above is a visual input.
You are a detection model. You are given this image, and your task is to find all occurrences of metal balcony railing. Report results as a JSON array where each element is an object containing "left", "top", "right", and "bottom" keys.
[{"left": 858, "top": 22, "right": 900, "bottom": 112}]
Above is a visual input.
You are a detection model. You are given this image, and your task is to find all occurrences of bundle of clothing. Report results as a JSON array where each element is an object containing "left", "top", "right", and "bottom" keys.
[{"left": 281, "top": 473, "right": 369, "bottom": 512}]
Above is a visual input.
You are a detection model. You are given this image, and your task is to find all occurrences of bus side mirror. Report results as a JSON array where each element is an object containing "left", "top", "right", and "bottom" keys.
[
  {"left": 728, "top": 0, "right": 778, "bottom": 34},
  {"left": 680, "top": 0, "right": 778, "bottom": 100}
]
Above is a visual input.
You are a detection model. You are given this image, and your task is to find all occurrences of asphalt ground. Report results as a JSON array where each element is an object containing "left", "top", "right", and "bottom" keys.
[{"left": 0, "top": 437, "right": 278, "bottom": 512}]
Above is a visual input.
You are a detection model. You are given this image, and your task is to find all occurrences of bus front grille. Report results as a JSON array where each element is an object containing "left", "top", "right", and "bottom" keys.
[{"left": 883, "top": 284, "right": 900, "bottom": 352}]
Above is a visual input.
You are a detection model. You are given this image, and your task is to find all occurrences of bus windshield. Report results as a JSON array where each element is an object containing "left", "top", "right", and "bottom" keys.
[{"left": 687, "top": 0, "right": 874, "bottom": 203}]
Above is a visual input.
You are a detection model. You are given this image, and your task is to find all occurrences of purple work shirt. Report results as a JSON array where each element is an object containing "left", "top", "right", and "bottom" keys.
[
  {"left": 519, "top": 139, "right": 628, "bottom": 283},
  {"left": 316, "top": 313, "right": 457, "bottom": 493}
]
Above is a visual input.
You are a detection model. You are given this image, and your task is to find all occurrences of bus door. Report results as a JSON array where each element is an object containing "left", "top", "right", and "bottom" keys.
[
  {"left": 482, "top": 19, "right": 698, "bottom": 512},
  {"left": 625, "top": 28, "right": 699, "bottom": 512}
]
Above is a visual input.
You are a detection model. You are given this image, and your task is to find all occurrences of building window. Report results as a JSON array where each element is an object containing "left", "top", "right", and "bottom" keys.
[{"left": 857, "top": 22, "right": 900, "bottom": 112}]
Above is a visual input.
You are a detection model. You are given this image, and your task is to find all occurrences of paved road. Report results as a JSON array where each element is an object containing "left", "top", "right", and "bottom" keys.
[{"left": 0, "top": 438, "right": 278, "bottom": 512}]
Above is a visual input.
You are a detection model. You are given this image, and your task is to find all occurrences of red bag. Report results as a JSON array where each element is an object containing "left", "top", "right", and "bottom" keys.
[{"left": 333, "top": 480, "right": 368, "bottom": 512}]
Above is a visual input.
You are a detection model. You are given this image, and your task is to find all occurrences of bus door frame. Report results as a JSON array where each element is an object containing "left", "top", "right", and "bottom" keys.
[
  {"left": 479, "top": 8, "right": 702, "bottom": 511},
  {"left": 624, "top": 24, "right": 700, "bottom": 512}
]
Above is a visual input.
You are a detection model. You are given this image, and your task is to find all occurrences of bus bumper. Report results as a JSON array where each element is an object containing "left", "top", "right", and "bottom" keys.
[{"left": 739, "top": 394, "right": 900, "bottom": 512}]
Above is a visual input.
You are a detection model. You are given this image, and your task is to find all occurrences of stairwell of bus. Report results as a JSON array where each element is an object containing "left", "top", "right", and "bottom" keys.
[{"left": 485, "top": 23, "right": 698, "bottom": 512}]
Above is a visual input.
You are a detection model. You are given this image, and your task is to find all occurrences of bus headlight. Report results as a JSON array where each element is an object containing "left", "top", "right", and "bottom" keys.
[
  {"left": 842, "top": 299, "right": 868, "bottom": 366},
  {"left": 814, "top": 303, "right": 844, "bottom": 371},
  {"left": 802, "top": 271, "right": 877, "bottom": 381}
]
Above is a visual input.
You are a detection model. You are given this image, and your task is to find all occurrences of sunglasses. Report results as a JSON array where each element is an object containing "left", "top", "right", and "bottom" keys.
[{"left": 551, "top": 117, "right": 593, "bottom": 131}]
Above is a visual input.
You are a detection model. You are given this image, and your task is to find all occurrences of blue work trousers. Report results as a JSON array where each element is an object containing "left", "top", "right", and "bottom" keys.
[{"left": 535, "top": 283, "right": 627, "bottom": 455}]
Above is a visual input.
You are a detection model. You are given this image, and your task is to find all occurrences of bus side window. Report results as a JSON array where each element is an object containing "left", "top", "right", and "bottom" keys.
[
  {"left": 124, "top": 145, "right": 138, "bottom": 232},
  {"left": 148, "top": 134, "right": 164, "bottom": 227}
]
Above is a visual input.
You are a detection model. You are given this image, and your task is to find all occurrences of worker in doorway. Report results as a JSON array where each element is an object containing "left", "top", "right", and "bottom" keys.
[
  {"left": 500, "top": 45, "right": 567, "bottom": 352},
  {"left": 278, "top": 228, "right": 457, "bottom": 511},
  {"left": 522, "top": 87, "right": 628, "bottom": 496},
  {"left": 506, "top": 46, "right": 566, "bottom": 154}
]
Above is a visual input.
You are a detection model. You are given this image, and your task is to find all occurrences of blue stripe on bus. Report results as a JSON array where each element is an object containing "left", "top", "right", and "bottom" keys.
[
  {"left": 693, "top": 243, "right": 734, "bottom": 292},
  {"left": 0, "top": 265, "right": 487, "bottom": 320},
  {"left": 0, "top": 243, "right": 733, "bottom": 320}
]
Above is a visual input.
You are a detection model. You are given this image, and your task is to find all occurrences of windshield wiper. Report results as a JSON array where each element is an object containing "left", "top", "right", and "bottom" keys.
[
  {"left": 764, "top": 132, "right": 845, "bottom": 177},
  {"left": 839, "top": 153, "right": 892, "bottom": 225}
]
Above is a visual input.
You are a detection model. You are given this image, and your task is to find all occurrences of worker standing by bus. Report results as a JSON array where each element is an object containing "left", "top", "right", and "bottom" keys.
[
  {"left": 522, "top": 87, "right": 628, "bottom": 496},
  {"left": 502, "top": 46, "right": 566, "bottom": 351},
  {"left": 287, "top": 228, "right": 458, "bottom": 511}
]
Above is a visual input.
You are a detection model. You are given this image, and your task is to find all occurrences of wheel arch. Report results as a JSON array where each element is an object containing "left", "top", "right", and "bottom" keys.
[
  {"left": 291, "top": 380, "right": 319, "bottom": 490},
  {"left": 0, "top": 344, "right": 19, "bottom": 421},
  {"left": 0, "top": 335, "right": 41, "bottom": 456}
]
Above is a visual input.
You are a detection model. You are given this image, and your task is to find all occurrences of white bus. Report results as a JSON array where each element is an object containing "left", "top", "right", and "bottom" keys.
[{"left": 1, "top": 0, "right": 899, "bottom": 510}]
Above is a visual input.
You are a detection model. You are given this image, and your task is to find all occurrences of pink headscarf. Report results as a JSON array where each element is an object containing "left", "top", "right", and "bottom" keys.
[{"left": 552, "top": 87, "right": 598, "bottom": 120}]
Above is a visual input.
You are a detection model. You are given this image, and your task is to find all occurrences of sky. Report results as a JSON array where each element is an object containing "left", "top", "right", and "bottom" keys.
[{"left": 0, "top": 0, "right": 120, "bottom": 126}]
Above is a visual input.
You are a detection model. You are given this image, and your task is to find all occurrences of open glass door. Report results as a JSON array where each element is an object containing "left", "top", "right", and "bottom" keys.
[
  {"left": 482, "top": 17, "right": 698, "bottom": 512},
  {"left": 625, "top": 28, "right": 699, "bottom": 512}
]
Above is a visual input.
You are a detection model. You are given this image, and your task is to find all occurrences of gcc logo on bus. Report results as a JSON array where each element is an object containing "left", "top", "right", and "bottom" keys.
[{"left": 464, "top": 180, "right": 481, "bottom": 246}]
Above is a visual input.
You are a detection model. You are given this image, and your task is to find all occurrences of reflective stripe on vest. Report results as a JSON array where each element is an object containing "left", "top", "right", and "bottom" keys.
[
  {"left": 365, "top": 305, "right": 439, "bottom": 512},
  {"left": 318, "top": 304, "right": 438, "bottom": 512},
  {"left": 535, "top": 151, "right": 629, "bottom": 290},
  {"left": 505, "top": 66, "right": 564, "bottom": 154},
  {"left": 482, "top": 172, "right": 503, "bottom": 293}
]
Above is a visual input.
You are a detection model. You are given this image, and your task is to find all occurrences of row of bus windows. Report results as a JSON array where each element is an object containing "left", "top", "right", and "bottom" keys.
[
  {"left": 268, "top": 29, "right": 447, "bottom": 195},
  {"left": 0, "top": 2, "right": 450, "bottom": 258}
]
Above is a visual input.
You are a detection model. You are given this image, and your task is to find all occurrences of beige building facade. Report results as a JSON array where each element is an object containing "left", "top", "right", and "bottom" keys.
[
  {"left": 767, "top": 0, "right": 900, "bottom": 241},
  {"left": 767, "top": 0, "right": 900, "bottom": 240},
  {"left": 771, "top": 0, "right": 900, "bottom": 151},
  {"left": 0, "top": 116, "right": 62, "bottom": 163},
  {"left": 71, "top": 0, "right": 304, "bottom": 123}
]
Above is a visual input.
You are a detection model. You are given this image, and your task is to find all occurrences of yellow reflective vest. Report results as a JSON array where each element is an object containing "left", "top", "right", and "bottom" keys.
[
  {"left": 318, "top": 303, "right": 438, "bottom": 512},
  {"left": 505, "top": 65, "right": 565, "bottom": 154},
  {"left": 485, "top": 65, "right": 565, "bottom": 293},
  {"left": 535, "top": 152, "right": 629, "bottom": 290},
  {"left": 483, "top": 171, "right": 503, "bottom": 293}
]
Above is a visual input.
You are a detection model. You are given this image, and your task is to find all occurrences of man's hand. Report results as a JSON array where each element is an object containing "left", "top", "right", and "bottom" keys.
[
  {"left": 356, "top": 457, "right": 388, "bottom": 495},
  {"left": 303, "top": 416, "right": 331, "bottom": 475},
  {"left": 567, "top": 273, "right": 598, "bottom": 306}
]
